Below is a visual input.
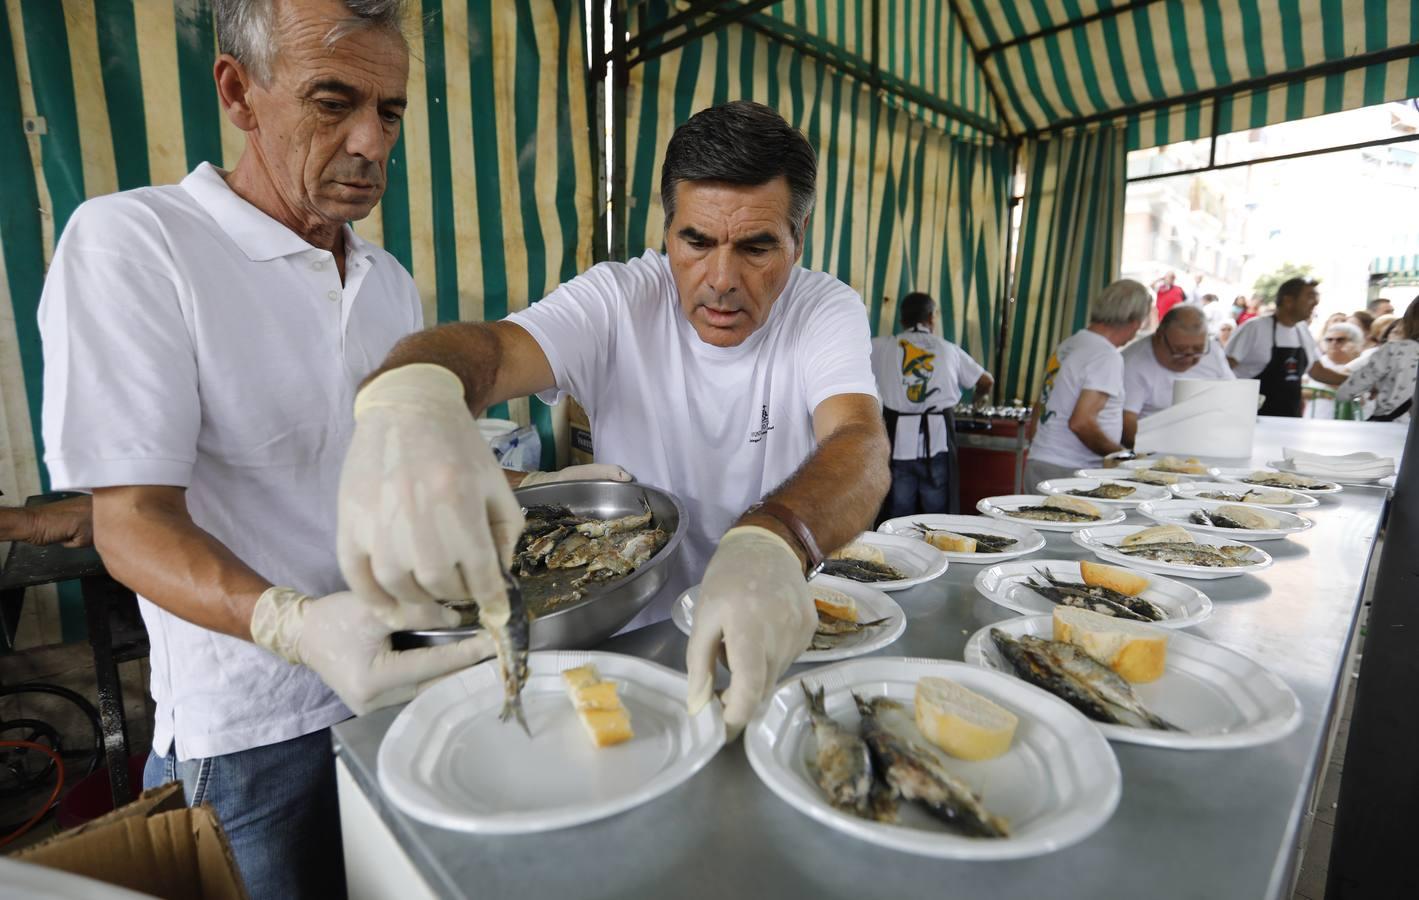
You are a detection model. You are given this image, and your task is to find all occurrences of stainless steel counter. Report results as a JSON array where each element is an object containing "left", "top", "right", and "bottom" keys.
[{"left": 333, "top": 418, "right": 1407, "bottom": 900}]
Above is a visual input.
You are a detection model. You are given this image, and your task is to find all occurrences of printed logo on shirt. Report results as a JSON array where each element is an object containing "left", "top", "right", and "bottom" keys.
[
  {"left": 898, "top": 339, "right": 939, "bottom": 404},
  {"left": 1037, "top": 354, "right": 1062, "bottom": 423},
  {"left": 749, "top": 404, "right": 776, "bottom": 444}
]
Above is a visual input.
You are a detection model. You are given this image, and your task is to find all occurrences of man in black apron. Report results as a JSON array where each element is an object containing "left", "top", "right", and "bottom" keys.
[
  {"left": 1231, "top": 277, "right": 1349, "bottom": 415},
  {"left": 1257, "top": 316, "right": 1308, "bottom": 416}
]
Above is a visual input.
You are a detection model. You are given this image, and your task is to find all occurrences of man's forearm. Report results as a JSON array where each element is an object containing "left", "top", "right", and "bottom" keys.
[
  {"left": 366, "top": 322, "right": 506, "bottom": 413},
  {"left": 1071, "top": 419, "right": 1123, "bottom": 456},
  {"left": 738, "top": 421, "right": 891, "bottom": 568},
  {"left": 1121, "top": 413, "right": 1139, "bottom": 449},
  {"left": 94, "top": 489, "right": 271, "bottom": 640}
]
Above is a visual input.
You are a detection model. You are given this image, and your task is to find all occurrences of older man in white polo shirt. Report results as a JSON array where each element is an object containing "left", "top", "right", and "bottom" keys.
[
  {"left": 36, "top": 1, "right": 537, "bottom": 895},
  {"left": 1121, "top": 304, "right": 1234, "bottom": 446}
]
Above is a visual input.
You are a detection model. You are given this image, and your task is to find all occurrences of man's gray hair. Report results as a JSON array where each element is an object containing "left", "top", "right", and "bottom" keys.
[
  {"left": 1324, "top": 321, "right": 1364, "bottom": 346},
  {"left": 1090, "top": 279, "right": 1152, "bottom": 325},
  {"left": 214, "top": 0, "right": 409, "bottom": 83},
  {"left": 1159, "top": 304, "right": 1207, "bottom": 333}
]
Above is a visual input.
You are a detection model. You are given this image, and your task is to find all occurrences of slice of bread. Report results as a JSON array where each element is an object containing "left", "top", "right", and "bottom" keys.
[
  {"left": 572, "top": 681, "right": 623, "bottom": 712},
  {"left": 1214, "top": 504, "right": 1278, "bottom": 529},
  {"left": 1120, "top": 524, "right": 1193, "bottom": 546},
  {"left": 1156, "top": 456, "right": 1209, "bottom": 475},
  {"left": 829, "top": 542, "right": 887, "bottom": 565},
  {"left": 562, "top": 664, "right": 601, "bottom": 693},
  {"left": 812, "top": 586, "right": 858, "bottom": 622},
  {"left": 914, "top": 677, "right": 1019, "bottom": 760},
  {"left": 1078, "top": 561, "right": 1149, "bottom": 596},
  {"left": 1052, "top": 607, "right": 1169, "bottom": 683},
  {"left": 921, "top": 530, "right": 977, "bottom": 553},
  {"left": 562, "top": 664, "right": 634, "bottom": 747},
  {"left": 579, "top": 708, "right": 634, "bottom": 747},
  {"left": 1043, "top": 494, "right": 1102, "bottom": 518}
]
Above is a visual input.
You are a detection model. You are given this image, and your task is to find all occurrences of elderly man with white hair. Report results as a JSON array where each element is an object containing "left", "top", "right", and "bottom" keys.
[
  {"left": 1121, "top": 304, "right": 1235, "bottom": 446},
  {"left": 1026, "top": 279, "right": 1153, "bottom": 489}
]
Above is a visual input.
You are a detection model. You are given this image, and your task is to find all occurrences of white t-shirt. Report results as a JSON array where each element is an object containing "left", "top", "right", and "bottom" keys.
[
  {"left": 1202, "top": 300, "right": 1231, "bottom": 334},
  {"left": 508, "top": 250, "right": 878, "bottom": 628},
  {"left": 1226, "top": 315, "right": 1320, "bottom": 379},
  {"left": 40, "top": 163, "right": 422, "bottom": 760},
  {"left": 1029, "top": 329, "right": 1125, "bottom": 469},
  {"left": 870, "top": 328, "right": 986, "bottom": 461},
  {"left": 1122, "top": 335, "right": 1235, "bottom": 417}
]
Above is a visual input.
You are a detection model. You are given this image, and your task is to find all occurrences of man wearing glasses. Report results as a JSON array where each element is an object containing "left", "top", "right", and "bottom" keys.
[{"left": 1121, "top": 305, "right": 1234, "bottom": 447}]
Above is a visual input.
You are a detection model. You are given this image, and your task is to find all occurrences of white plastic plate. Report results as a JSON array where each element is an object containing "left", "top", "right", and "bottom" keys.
[
  {"left": 1119, "top": 458, "right": 1213, "bottom": 476},
  {"left": 1169, "top": 480, "right": 1319, "bottom": 509},
  {"left": 815, "top": 530, "right": 950, "bottom": 592},
  {"left": 378, "top": 651, "right": 724, "bottom": 834},
  {"left": 976, "top": 494, "right": 1127, "bottom": 532},
  {"left": 1136, "top": 498, "right": 1312, "bottom": 541},
  {"left": 1070, "top": 524, "right": 1273, "bottom": 580},
  {"left": 1269, "top": 458, "right": 1391, "bottom": 486},
  {"left": 965, "top": 615, "right": 1301, "bottom": 750},
  {"left": 1074, "top": 467, "right": 1201, "bottom": 487},
  {"left": 878, "top": 514, "right": 1047, "bottom": 564},
  {"left": 1036, "top": 477, "right": 1172, "bottom": 508},
  {"left": 744, "top": 657, "right": 1120, "bottom": 859},
  {"left": 672, "top": 581, "right": 904, "bottom": 663},
  {"left": 972, "top": 559, "right": 1212, "bottom": 628},
  {"left": 1211, "top": 467, "right": 1342, "bottom": 494}
]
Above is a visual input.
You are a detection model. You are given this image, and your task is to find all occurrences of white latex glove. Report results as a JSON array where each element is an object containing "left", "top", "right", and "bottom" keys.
[
  {"left": 685, "top": 526, "right": 816, "bottom": 740},
  {"left": 337, "top": 364, "right": 523, "bottom": 630},
  {"left": 518, "top": 464, "right": 632, "bottom": 487},
  {"left": 251, "top": 587, "right": 495, "bottom": 715}
]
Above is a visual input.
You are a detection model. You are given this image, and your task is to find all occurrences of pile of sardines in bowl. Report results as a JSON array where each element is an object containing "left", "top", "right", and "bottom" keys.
[{"left": 391, "top": 480, "right": 686, "bottom": 651}]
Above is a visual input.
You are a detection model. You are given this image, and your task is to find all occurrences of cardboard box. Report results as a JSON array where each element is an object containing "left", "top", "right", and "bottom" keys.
[
  {"left": 567, "top": 397, "right": 594, "bottom": 466},
  {"left": 11, "top": 782, "right": 248, "bottom": 900}
]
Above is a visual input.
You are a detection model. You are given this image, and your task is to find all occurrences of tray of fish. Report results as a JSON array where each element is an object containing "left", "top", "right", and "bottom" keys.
[
  {"left": 391, "top": 481, "right": 686, "bottom": 653},
  {"left": 877, "top": 514, "right": 1047, "bottom": 563},
  {"left": 1074, "top": 467, "right": 1199, "bottom": 488},
  {"left": 1035, "top": 476, "right": 1172, "bottom": 508},
  {"left": 976, "top": 494, "right": 1127, "bottom": 532},
  {"left": 813, "top": 531, "right": 950, "bottom": 592},
  {"left": 965, "top": 616, "right": 1302, "bottom": 750},
  {"left": 671, "top": 581, "right": 905, "bottom": 662},
  {"left": 378, "top": 651, "right": 724, "bottom": 833},
  {"left": 1136, "top": 499, "right": 1312, "bottom": 541},
  {"left": 1070, "top": 525, "right": 1273, "bottom": 579},
  {"left": 1168, "top": 480, "right": 1319, "bottom": 509},
  {"left": 744, "top": 658, "right": 1119, "bottom": 859},
  {"left": 972, "top": 559, "right": 1212, "bottom": 628},
  {"left": 1211, "top": 467, "right": 1342, "bottom": 494}
]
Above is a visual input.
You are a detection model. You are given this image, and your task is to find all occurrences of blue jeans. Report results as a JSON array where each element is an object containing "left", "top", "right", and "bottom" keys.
[
  {"left": 143, "top": 728, "right": 346, "bottom": 900},
  {"left": 884, "top": 453, "right": 954, "bottom": 520}
]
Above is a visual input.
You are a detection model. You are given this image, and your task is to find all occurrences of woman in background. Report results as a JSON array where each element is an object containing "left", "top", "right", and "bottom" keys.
[{"left": 1337, "top": 298, "right": 1419, "bottom": 423}]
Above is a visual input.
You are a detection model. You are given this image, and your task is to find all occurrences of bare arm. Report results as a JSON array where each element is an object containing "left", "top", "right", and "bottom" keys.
[
  {"left": 92, "top": 486, "right": 271, "bottom": 640},
  {"left": 0, "top": 496, "right": 94, "bottom": 547},
  {"left": 368, "top": 320, "right": 557, "bottom": 414},
  {"left": 974, "top": 372, "right": 994, "bottom": 398},
  {"left": 1122, "top": 411, "right": 1139, "bottom": 449},
  {"left": 1307, "top": 359, "right": 1348, "bottom": 387},
  {"left": 737, "top": 393, "right": 890, "bottom": 567},
  {"left": 1068, "top": 389, "right": 1124, "bottom": 456}
]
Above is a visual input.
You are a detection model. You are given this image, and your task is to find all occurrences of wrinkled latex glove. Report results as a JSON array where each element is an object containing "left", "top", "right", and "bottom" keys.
[
  {"left": 685, "top": 526, "right": 816, "bottom": 740},
  {"left": 518, "top": 464, "right": 632, "bottom": 487},
  {"left": 337, "top": 364, "right": 523, "bottom": 630},
  {"left": 251, "top": 588, "right": 495, "bottom": 715}
]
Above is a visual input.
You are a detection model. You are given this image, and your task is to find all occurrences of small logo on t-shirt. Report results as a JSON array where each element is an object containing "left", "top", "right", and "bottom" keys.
[{"left": 749, "top": 404, "right": 776, "bottom": 443}]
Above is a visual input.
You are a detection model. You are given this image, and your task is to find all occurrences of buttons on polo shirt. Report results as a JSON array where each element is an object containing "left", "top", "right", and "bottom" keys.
[
  {"left": 312, "top": 260, "right": 326, "bottom": 271},
  {"left": 327, "top": 290, "right": 340, "bottom": 302}
]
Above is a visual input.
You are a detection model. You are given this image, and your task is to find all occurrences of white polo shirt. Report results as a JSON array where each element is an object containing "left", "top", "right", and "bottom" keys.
[
  {"left": 1122, "top": 335, "right": 1235, "bottom": 417},
  {"left": 39, "top": 163, "right": 422, "bottom": 761},
  {"left": 508, "top": 250, "right": 879, "bottom": 629}
]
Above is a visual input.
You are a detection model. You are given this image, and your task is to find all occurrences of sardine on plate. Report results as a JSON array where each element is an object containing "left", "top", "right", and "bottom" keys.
[
  {"left": 1066, "top": 483, "right": 1136, "bottom": 500},
  {"left": 1114, "top": 541, "right": 1256, "bottom": 567},
  {"left": 911, "top": 523, "right": 1018, "bottom": 553},
  {"left": 820, "top": 558, "right": 907, "bottom": 583},
  {"left": 484, "top": 565, "right": 532, "bottom": 735},
  {"left": 1004, "top": 505, "right": 1099, "bottom": 523},
  {"left": 801, "top": 683, "right": 873, "bottom": 816},
  {"left": 1024, "top": 570, "right": 1167, "bottom": 621},
  {"left": 853, "top": 694, "right": 1010, "bottom": 837},
  {"left": 1019, "top": 636, "right": 1177, "bottom": 730}
]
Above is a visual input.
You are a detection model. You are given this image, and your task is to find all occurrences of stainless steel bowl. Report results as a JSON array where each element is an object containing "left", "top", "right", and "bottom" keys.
[{"left": 390, "top": 480, "right": 687, "bottom": 651}]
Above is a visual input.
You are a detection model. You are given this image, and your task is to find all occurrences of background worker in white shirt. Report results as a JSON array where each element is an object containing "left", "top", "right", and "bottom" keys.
[
  {"left": 870, "top": 292, "right": 993, "bottom": 517},
  {"left": 1024, "top": 280, "right": 1152, "bottom": 489},
  {"left": 336, "top": 101, "right": 890, "bottom": 739},
  {"left": 37, "top": 1, "right": 607, "bottom": 894},
  {"left": 1121, "top": 304, "right": 1235, "bottom": 446},
  {"left": 1226, "top": 277, "right": 1349, "bottom": 416}
]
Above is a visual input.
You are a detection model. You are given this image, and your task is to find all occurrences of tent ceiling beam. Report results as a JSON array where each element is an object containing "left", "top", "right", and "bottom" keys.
[
  {"left": 977, "top": 0, "right": 1168, "bottom": 61},
  {"left": 1020, "top": 40, "right": 1419, "bottom": 140},
  {"left": 624, "top": 0, "right": 783, "bottom": 68},
  {"left": 1126, "top": 131, "right": 1419, "bottom": 184},
  {"left": 623, "top": 0, "right": 725, "bottom": 53},
  {"left": 943, "top": 0, "right": 1016, "bottom": 138}
]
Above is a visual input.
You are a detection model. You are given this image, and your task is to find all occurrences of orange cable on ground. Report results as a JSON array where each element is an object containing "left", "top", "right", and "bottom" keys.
[{"left": 0, "top": 740, "right": 65, "bottom": 849}]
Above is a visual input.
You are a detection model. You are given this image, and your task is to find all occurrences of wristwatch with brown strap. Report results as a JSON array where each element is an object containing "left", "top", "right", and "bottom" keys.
[{"left": 744, "top": 499, "right": 825, "bottom": 578}]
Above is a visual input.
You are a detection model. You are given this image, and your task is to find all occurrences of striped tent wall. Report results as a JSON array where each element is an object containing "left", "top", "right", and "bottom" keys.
[
  {"left": 1003, "top": 126, "right": 1127, "bottom": 405},
  {"left": 624, "top": 7, "right": 1012, "bottom": 370},
  {"left": 952, "top": 0, "right": 1419, "bottom": 151},
  {"left": 0, "top": 0, "right": 591, "bottom": 644}
]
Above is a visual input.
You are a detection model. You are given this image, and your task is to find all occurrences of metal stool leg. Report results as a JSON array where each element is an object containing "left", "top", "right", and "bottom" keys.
[{"left": 81, "top": 575, "right": 131, "bottom": 808}]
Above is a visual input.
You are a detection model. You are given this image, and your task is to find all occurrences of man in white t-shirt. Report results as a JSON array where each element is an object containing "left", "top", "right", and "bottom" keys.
[
  {"left": 1122, "top": 305, "right": 1235, "bottom": 445},
  {"left": 1226, "top": 277, "right": 1346, "bottom": 416},
  {"left": 35, "top": 2, "right": 605, "bottom": 894},
  {"left": 1024, "top": 280, "right": 1153, "bottom": 489},
  {"left": 335, "top": 101, "right": 890, "bottom": 738},
  {"left": 871, "top": 292, "right": 992, "bottom": 516}
]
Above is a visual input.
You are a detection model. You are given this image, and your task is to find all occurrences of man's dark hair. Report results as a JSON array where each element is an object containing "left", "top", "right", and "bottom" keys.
[
  {"left": 1276, "top": 276, "right": 1318, "bottom": 304},
  {"left": 660, "top": 101, "right": 817, "bottom": 243},
  {"left": 1367, "top": 296, "right": 1393, "bottom": 312},
  {"left": 900, "top": 292, "right": 935, "bottom": 327}
]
